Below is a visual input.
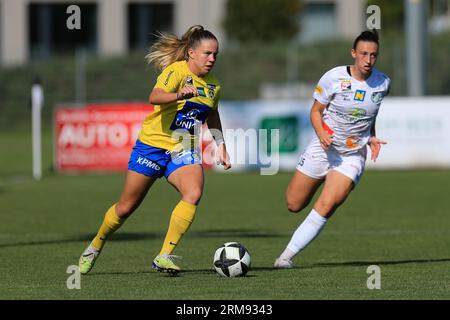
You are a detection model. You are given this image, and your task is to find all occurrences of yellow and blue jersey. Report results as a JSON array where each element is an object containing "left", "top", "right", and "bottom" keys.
[{"left": 138, "top": 60, "right": 221, "bottom": 151}]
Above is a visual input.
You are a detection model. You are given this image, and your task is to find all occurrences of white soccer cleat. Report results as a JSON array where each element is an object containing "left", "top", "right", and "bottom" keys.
[{"left": 274, "top": 257, "right": 293, "bottom": 269}]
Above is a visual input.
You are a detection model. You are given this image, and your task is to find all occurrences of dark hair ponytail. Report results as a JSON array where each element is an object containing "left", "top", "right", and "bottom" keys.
[{"left": 353, "top": 29, "right": 379, "bottom": 49}]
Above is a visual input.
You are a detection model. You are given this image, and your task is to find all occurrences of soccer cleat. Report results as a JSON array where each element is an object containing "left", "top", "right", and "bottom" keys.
[
  {"left": 274, "top": 257, "right": 293, "bottom": 269},
  {"left": 78, "top": 245, "right": 100, "bottom": 275},
  {"left": 152, "top": 254, "right": 181, "bottom": 274}
]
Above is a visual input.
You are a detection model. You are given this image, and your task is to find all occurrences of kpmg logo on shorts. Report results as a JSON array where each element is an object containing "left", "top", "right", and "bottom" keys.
[
  {"left": 136, "top": 156, "right": 161, "bottom": 170},
  {"left": 354, "top": 90, "right": 366, "bottom": 102}
]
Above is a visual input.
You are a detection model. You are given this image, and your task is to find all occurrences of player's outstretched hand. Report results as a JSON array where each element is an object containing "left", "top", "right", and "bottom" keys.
[
  {"left": 216, "top": 143, "right": 231, "bottom": 170},
  {"left": 369, "top": 137, "right": 387, "bottom": 162},
  {"left": 317, "top": 130, "right": 333, "bottom": 150}
]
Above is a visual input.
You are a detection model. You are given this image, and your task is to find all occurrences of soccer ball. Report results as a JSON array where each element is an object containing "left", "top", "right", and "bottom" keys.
[{"left": 213, "top": 242, "right": 251, "bottom": 277}]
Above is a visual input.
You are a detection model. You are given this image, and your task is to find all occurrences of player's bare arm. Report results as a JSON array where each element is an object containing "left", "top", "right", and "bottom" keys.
[
  {"left": 206, "top": 109, "right": 231, "bottom": 170},
  {"left": 149, "top": 86, "right": 198, "bottom": 105},
  {"left": 310, "top": 100, "right": 332, "bottom": 150}
]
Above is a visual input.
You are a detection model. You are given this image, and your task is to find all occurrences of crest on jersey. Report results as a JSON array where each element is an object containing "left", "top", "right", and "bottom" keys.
[
  {"left": 185, "top": 75, "right": 194, "bottom": 86},
  {"left": 340, "top": 80, "right": 352, "bottom": 91},
  {"left": 207, "top": 84, "right": 216, "bottom": 99},
  {"left": 208, "top": 88, "right": 215, "bottom": 99},
  {"left": 371, "top": 91, "right": 385, "bottom": 104}
]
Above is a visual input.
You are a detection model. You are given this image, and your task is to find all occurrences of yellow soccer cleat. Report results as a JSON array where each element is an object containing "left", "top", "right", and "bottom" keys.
[
  {"left": 152, "top": 254, "right": 181, "bottom": 275},
  {"left": 78, "top": 245, "right": 100, "bottom": 275}
]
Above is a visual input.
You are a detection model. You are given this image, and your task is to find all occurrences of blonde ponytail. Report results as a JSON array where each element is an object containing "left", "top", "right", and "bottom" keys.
[{"left": 145, "top": 25, "right": 217, "bottom": 70}]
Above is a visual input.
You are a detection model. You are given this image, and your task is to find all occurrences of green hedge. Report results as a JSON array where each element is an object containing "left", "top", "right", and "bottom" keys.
[{"left": 1, "top": 32, "right": 449, "bottom": 129}]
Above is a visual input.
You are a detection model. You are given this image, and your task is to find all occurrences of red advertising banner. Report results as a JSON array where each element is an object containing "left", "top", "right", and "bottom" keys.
[{"left": 55, "top": 103, "right": 153, "bottom": 172}]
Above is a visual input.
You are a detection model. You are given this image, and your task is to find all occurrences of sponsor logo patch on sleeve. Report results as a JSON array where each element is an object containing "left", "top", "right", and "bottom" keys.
[{"left": 314, "top": 85, "right": 323, "bottom": 95}]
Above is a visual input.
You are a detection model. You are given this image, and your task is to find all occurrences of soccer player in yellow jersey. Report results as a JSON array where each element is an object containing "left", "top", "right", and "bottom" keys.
[{"left": 79, "top": 25, "right": 231, "bottom": 275}]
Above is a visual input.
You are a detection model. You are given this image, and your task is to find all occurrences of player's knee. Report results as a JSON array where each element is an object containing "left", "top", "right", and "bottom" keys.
[
  {"left": 286, "top": 201, "right": 302, "bottom": 213},
  {"left": 287, "top": 203, "right": 301, "bottom": 213},
  {"left": 115, "top": 201, "right": 137, "bottom": 218},
  {"left": 182, "top": 188, "right": 203, "bottom": 205},
  {"left": 285, "top": 194, "right": 307, "bottom": 213}
]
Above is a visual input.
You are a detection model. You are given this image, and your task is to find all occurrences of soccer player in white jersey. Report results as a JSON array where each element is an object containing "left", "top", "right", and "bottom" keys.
[{"left": 274, "top": 30, "right": 390, "bottom": 268}]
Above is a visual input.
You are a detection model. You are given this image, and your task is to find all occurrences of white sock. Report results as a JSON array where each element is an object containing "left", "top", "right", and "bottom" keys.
[{"left": 280, "top": 209, "right": 328, "bottom": 260}]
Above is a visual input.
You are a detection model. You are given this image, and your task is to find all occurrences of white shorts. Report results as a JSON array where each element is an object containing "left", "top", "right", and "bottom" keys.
[{"left": 296, "top": 137, "right": 367, "bottom": 185}]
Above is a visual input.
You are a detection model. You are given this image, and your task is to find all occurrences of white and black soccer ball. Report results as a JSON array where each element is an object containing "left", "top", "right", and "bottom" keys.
[{"left": 213, "top": 242, "right": 251, "bottom": 277}]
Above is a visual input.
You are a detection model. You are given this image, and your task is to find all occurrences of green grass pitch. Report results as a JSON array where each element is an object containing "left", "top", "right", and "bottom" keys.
[{"left": 1, "top": 130, "right": 450, "bottom": 299}]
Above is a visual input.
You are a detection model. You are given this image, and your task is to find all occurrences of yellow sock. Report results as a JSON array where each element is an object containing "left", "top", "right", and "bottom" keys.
[
  {"left": 159, "top": 200, "right": 197, "bottom": 255},
  {"left": 91, "top": 204, "right": 125, "bottom": 251}
]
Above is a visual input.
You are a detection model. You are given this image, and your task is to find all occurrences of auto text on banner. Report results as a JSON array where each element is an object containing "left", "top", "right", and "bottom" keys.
[{"left": 54, "top": 103, "right": 152, "bottom": 172}]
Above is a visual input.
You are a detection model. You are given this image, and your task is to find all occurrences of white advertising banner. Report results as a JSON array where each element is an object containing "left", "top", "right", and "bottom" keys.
[
  {"left": 218, "top": 97, "right": 450, "bottom": 172},
  {"left": 366, "top": 97, "right": 450, "bottom": 169},
  {"left": 218, "top": 100, "right": 313, "bottom": 174}
]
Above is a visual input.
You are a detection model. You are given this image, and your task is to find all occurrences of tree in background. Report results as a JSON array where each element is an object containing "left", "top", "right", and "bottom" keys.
[
  {"left": 367, "top": 0, "right": 449, "bottom": 35},
  {"left": 223, "top": 0, "right": 303, "bottom": 43},
  {"left": 366, "top": 0, "right": 404, "bottom": 35}
]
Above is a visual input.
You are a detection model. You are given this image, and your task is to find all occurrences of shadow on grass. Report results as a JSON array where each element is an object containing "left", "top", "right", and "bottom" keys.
[
  {"left": 0, "top": 230, "right": 283, "bottom": 248},
  {"left": 88, "top": 267, "right": 278, "bottom": 277},
  {"left": 0, "top": 232, "right": 158, "bottom": 248},
  {"left": 72, "top": 258, "right": 450, "bottom": 278},
  {"left": 309, "top": 258, "right": 450, "bottom": 268}
]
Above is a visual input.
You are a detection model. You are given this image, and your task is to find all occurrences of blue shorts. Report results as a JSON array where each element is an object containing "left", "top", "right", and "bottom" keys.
[{"left": 128, "top": 140, "right": 202, "bottom": 178}]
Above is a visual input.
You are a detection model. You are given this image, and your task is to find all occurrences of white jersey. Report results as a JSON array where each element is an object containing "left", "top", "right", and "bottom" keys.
[{"left": 313, "top": 66, "right": 390, "bottom": 155}]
